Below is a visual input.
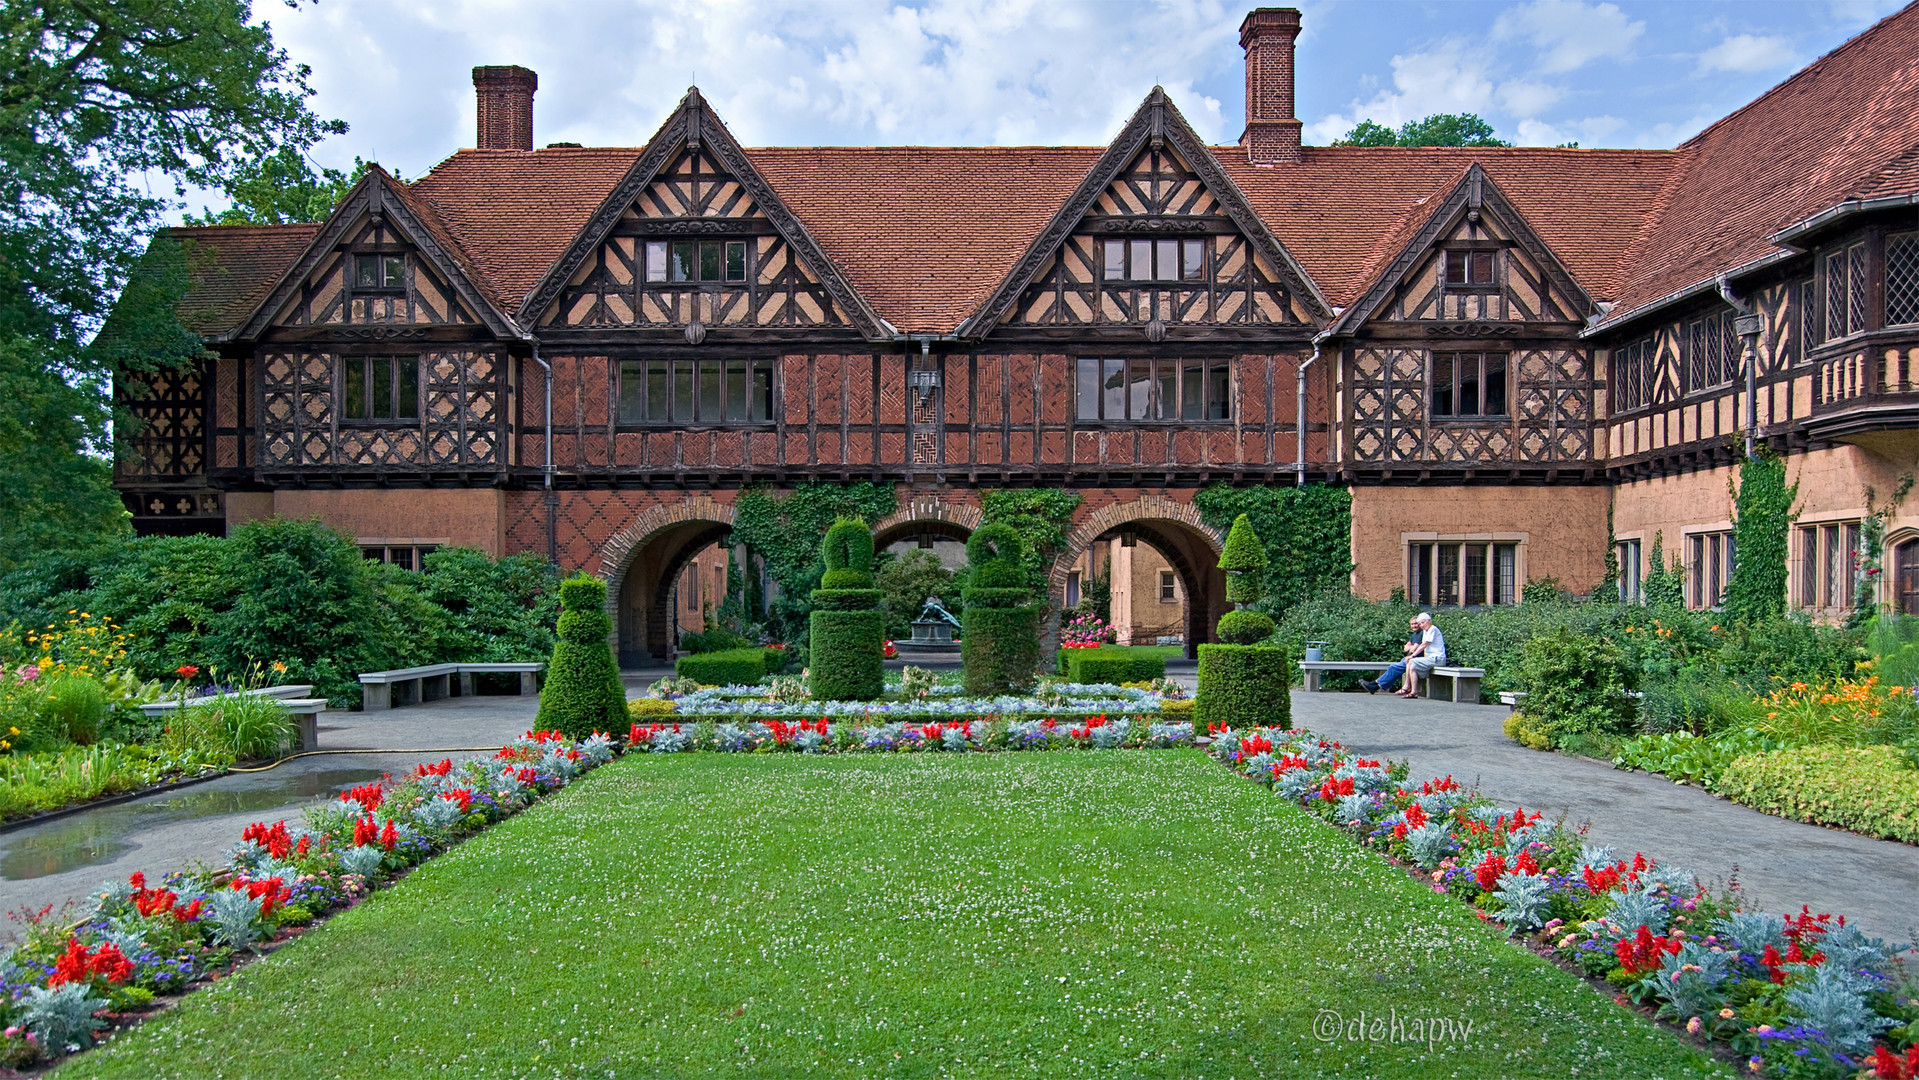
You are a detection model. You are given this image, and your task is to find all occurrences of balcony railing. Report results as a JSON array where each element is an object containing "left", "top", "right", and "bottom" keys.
[{"left": 1808, "top": 334, "right": 1919, "bottom": 436}]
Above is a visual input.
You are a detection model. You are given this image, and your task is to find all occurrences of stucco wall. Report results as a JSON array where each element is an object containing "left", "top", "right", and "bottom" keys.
[{"left": 1349, "top": 484, "right": 1609, "bottom": 600}]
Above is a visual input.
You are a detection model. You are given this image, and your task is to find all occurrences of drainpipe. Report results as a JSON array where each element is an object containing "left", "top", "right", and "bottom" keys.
[
  {"left": 1718, "top": 274, "right": 1760, "bottom": 459},
  {"left": 1296, "top": 332, "right": 1332, "bottom": 486},
  {"left": 531, "top": 340, "right": 556, "bottom": 564}
]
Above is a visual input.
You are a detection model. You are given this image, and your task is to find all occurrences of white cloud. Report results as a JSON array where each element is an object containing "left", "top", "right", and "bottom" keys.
[
  {"left": 1697, "top": 33, "right": 1796, "bottom": 74},
  {"left": 264, "top": 0, "right": 1242, "bottom": 183},
  {"left": 1513, "top": 114, "right": 1623, "bottom": 146},
  {"left": 1491, "top": 0, "right": 1644, "bottom": 74},
  {"left": 1303, "top": 39, "right": 1498, "bottom": 143},
  {"left": 1497, "top": 80, "right": 1562, "bottom": 118}
]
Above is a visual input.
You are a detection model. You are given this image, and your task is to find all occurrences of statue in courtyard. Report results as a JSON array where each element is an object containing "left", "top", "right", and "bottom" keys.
[{"left": 917, "top": 595, "right": 962, "bottom": 629}]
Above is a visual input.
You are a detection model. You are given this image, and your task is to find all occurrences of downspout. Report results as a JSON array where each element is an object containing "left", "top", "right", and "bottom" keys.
[
  {"left": 1717, "top": 274, "right": 1759, "bottom": 459},
  {"left": 1296, "top": 331, "right": 1333, "bottom": 486},
  {"left": 531, "top": 340, "right": 556, "bottom": 564}
]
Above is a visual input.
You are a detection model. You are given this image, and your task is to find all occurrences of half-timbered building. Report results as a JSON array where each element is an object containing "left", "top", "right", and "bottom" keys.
[{"left": 115, "top": 7, "right": 1919, "bottom": 659}]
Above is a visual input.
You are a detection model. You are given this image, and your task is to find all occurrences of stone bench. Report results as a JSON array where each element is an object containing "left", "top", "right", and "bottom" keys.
[
  {"left": 137, "top": 692, "right": 326, "bottom": 752},
  {"left": 358, "top": 662, "right": 547, "bottom": 711},
  {"left": 1298, "top": 660, "right": 1392, "bottom": 692},
  {"left": 1499, "top": 691, "right": 1527, "bottom": 711},
  {"left": 454, "top": 662, "right": 545, "bottom": 698},
  {"left": 1423, "top": 666, "right": 1487, "bottom": 705},
  {"left": 137, "top": 684, "right": 316, "bottom": 718}
]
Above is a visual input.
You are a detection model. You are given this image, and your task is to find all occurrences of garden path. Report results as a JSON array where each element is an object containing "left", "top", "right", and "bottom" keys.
[
  {"left": 0, "top": 695, "right": 540, "bottom": 932},
  {"left": 1291, "top": 690, "right": 1919, "bottom": 945}
]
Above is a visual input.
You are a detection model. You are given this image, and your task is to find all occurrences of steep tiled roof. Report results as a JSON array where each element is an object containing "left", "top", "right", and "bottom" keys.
[
  {"left": 407, "top": 147, "right": 639, "bottom": 314},
  {"left": 1221, "top": 148, "right": 1675, "bottom": 309},
  {"left": 165, "top": 225, "right": 320, "bottom": 335},
  {"left": 1600, "top": 3, "right": 1919, "bottom": 327},
  {"left": 747, "top": 147, "right": 1103, "bottom": 333}
]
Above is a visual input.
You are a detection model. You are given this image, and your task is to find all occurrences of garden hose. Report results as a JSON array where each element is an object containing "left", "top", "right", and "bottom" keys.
[{"left": 226, "top": 747, "right": 508, "bottom": 773}]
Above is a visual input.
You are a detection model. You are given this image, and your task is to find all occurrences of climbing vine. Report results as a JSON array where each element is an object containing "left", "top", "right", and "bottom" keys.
[
  {"left": 1642, "top": 531, "right": 1684, "bottom": 607},
  {"left": 1850, "top": 474, "right": 1913, "bottom": 629},
  {"left": 1193, "top": 484, "right": 1353, "bottom": 613},
  {"left": 1724, "top": 449, "right": 1798, "bottom": 624},
  {"left": 977, "top": 490, "right": 1082, "bottom": 597},
  {"left": 729, "top": 483, "right": 897, "bottom": 641}
]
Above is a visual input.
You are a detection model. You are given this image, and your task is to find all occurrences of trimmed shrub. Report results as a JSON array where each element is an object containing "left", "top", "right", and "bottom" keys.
[
  {"left": 1716, "top": 745, "right": 1919, "bottom": 843},
  {"left": 1064, "top": 646, "right": 1167, "bottom": 684},
  {"left": 1219, "top": 513, "right": 1267, "bottom": 606},
  {"left": 808, "top": 517, "right": 884, "bottom": 701},
  {"left": 962, "top": 524, "right": 1039, "bottom": 695},
  {"left": 762, "top": 645, "right": 791, "bottom": 674},
  {"left": 679, "top": 627, "right": 752, "bottom": 654},
  {"left": 676, "top": 648, "right": 767, "bottom": 686},
  {"left": 1216, "top": 609, "right": 1275, "bottom": 645},
  {"left": 1510, "top": 628, "right": 1637, "bottom": 747},
  {"left": 536, "top": 574, "right": 627, "bottom": 740},
  {"left": 1195, "top": 643, "right": 1293, "bottom": 732}
]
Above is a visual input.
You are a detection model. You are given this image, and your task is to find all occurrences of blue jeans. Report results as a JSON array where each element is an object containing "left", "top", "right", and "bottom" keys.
[{"left": 1378, "top": 656, "right": 1440, "bottom": 687}]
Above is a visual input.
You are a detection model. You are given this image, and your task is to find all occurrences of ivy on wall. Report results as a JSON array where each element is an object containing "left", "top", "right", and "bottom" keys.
[
  {"left": 728, "top": 483, "right": 898, "bottom": 642},
  {"left": 978, "top": 490, "right": 1082, "bottom": 598},
  {"left": 1643, "top": 531, "right": 1684, "bottom": 607},
  {"left": 1192, "top": 484, "right": 1353, "bottom": 613},
  {"left": 1725, "top": 449, "right": 1798, "bottom": 623}
]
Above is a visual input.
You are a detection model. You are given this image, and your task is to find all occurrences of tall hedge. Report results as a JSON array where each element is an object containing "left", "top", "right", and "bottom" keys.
[
  {"left": 536, "top": 574, "right": 626, "bottom": 740},
  {"left": 961, "top": 523, "right": 1040, "bottom": 695},
  {"left": 808, "top": 517, "right": 884, "bottom": 700},
  {"left": 1197, "top": 515, "right": 1290, "bottom": 730}
]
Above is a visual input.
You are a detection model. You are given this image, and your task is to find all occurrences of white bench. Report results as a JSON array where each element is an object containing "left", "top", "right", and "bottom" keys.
[
  {"left": 1499, "top": 691, "right": 1526, "bottom": 711},
  {"left": 359, "top": 662, "right": 547, "bottom": 710},
  {"left": 358, "top": 664, "right": 459, "bottom": 711},
  {"left": 454, "top": 662, "right": 545, "bottom": 698},
  {"left": 1424, "top": 666, "right": 1487, "bottom": 705},
  {"left": 1298, "top": 660, "right": 1392, "bottom": 692}
]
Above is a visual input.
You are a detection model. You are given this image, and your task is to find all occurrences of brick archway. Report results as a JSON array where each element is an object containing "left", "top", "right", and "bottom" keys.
[
  {"left": 872, "top": 494, "right": 983, "bottom": 550},
  {"left": 1049, "top": 496, "right": 1226, "bottom": 659},
  {"left": 597, "top": 497, "right": 736, "bottom": 664}
]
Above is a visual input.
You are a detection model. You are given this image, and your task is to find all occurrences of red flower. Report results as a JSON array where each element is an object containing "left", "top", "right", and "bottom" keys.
[
  {"left": 379, "top": 820, "right": 397, "bottom": 851},
  {"left": 1513, "top": 849, "right": 1539, "bottom": 876},
  {"left": 49, "top": 938, "right": 135, "bottom": 987},
  {"left": 1473, "top": 852, "right": 1507, "bottom": 892},
  {"left": 1615, "top": 925, "right": 1683, "bottom": 975},
  {"left": 343, "top": 783, "right": 384, "bottom": 812},
  {"left": 175, "top": 665, "right": 200, "bottom": 679},
  {"left": 352, "top": 815, "right": 378, "bottom": 848},
  {"left": 1870, "top": 1044, "right": 1919, "bottom": 1080},
  {"left": 241, "top": 820, "right": 295, "bottom": 861}
]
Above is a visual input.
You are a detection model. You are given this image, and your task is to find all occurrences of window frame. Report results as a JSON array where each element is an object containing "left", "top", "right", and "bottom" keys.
[
  {"left": 642, "top": 239, "right": 751, "bottom": 286},
  {"left": 1073, "top": 357, "right": 1232, "bottom": 424},
  {"left": 1886, "top": 231, "right": 1919, "bottom": 327},
  {"left": 1687, "top": 530, "right": 1736, "bottom": 610},
  {"left": 1441, "top": 246, "right": 1501, "bottom": 292},
  {"left": 338, "top": 354, "right": 420, "bottom": 424},
  {"left": 1428, "top": 351, "right": 1509, "bottom": 420},
  {"left": 1158, "top": 570, "right": 1178, "bottom": 604},
  {"left": 1616, "top": 539, "right": 1643, "bottom": 603},
  {"left": 1612, "top": 337, "right": 1655, "bottom": 413},
  {"left": 1405, "top": 536, "right": 1522, "bottom": 607},
  {"left": 1796, "top": 521, "right": 1861, "bottom": 610},
  {"left": 1822, "top": 238, "right": 1870, "bottom": 342},
  {"left": 615, "top": 358, "right": 776, "bottom": 427},
  {"left": 352, "top": 252, "right": 406, "bottom": 293},
  {"left": 1100, "top": 238, "right": 1210, "bottom": 284}
]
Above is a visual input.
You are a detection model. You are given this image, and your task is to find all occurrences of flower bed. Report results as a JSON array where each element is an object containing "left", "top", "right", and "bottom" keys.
[
  {"left": 1205, "top": 725, "right": 1919, "bottom": 1079},
  {"left": 662, "top": 681, "right": 1168, "bottom": 719},
  {"left": 0, "top": 729, "right": 612, "bottom": 1069},
  {"left": 628, "top": 714, "right": 1195, "bottom": 753}
]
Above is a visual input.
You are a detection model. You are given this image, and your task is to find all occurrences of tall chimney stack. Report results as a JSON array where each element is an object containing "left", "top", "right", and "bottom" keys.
[
  {"left": 1239, "top": 8, "right": 1303, "bottom": 166},
  {"left": 473, "top": 65, "right": 537, "bottom": 151}
]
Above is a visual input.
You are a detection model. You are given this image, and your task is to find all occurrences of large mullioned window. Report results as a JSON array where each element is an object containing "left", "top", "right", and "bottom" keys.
[
  {"left": 1074, "top": 358, "right": 1230, "bottom": 422},
  {"left": 617, "top": 359, "right": 774, "bottom": 425}
]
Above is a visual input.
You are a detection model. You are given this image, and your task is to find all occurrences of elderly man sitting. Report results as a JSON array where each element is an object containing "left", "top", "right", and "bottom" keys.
[{"left": 1362, "top": 612, "right": 1446, "bottom": 698}]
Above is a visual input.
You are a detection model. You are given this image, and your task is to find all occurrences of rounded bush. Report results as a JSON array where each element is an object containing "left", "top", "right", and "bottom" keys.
[
  {"left": 812, "top": 587, "right": 886, "bottom": 611},
  {"left": 1225, "top": 573, "right": 1263, "bottom": 607},
  {"left": 822, "top": 518, "right": 876, "bottom": 576},
  {"left": 808, "top": 610, "right": 885, "bottom": 700},
  {"left": 962, "top": 605, "right": 1040, "bottom": 696},
  {"left": 537, "top": 573, "right": 627, "bottom": 740},
  {"left": 32, "top": 674, "right": 109, "bottom": 747},
  {"left": 965, "top": 525, "right": 1026, "bottom": 590},
  {"left": 821, "top": 568, "right": 872, "bottom": 590},
  {"left": 1195, "top": 643, "right": 1292, "bottom": 732},
  {"left": 1216, "top": 609, "right": 1276, "bottom": 645}
]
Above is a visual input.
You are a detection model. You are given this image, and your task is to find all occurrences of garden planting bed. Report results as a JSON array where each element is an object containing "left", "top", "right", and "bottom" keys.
[{"left": 49, "top": 748, "right": 1733, "bottom": 1079}]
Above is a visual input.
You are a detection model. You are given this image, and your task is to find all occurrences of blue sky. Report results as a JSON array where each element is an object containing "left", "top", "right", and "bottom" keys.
[{"left": 242, "top": 0, "right": 1905, "bottom": 196}]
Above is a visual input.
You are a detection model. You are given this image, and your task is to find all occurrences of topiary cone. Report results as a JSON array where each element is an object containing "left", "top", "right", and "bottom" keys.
[{"left": 536, "top": 574, "right": 626, "bottom": 740}]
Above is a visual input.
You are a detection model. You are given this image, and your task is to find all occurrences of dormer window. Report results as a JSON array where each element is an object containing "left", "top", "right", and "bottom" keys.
[
  {"left": 644, "top": 240, "right": 748, "bottom": 284},
  {"left": 1102, "top": 239, "right": 1206, "bottom": 283},
  {"left": 1444, "top": 249, "right": 1498, "bottom": 288},
  {"left": 355, "top": 254, "right": 405, "bottom": 291}
]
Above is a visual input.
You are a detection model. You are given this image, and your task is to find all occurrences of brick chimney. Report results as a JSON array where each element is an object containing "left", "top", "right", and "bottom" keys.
[
  {"left": 473, "top": 65, "right": 537, "bottom": 151},
  {"left": 1239, "top": 8, "right": 1303, "bottom": 165}
]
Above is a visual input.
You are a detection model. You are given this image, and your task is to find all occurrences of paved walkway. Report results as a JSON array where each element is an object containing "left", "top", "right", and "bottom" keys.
[
  {"left": 0, "top": 694, "right": 541, "bottom": 929},
  {"left": 1290, "top": 689, "right": 1919, "bottom": 945}
]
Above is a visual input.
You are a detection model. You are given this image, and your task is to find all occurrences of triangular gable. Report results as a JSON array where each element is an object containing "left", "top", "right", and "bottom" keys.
[
  {"left": 230, "top": 166, "right": 516, "bottom": 342},
  {"left": 1324, "top": 164, "right": 1595, "bottom": 335},
  {"left": 519, "top": 89, "right": 889, "bottom": 339},
  {"left": 956, "top": 87, "right": 1331, "bottom": 338}
]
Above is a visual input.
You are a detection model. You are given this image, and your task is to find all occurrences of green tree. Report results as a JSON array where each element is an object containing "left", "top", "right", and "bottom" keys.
[
  {"left": 1, "top": 1, "right": 342, "bottom": 563},
  {"left": 184, "top": 147, "right": 374, "bottom": 226},
  {"left": 1332, "top": 113, "right": 1511, "bottom": 147}
]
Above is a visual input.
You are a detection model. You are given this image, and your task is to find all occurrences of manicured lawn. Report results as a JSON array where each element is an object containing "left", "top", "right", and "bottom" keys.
[{"left": 61, "top": 752, "right": 1728, "bottom": 1079}]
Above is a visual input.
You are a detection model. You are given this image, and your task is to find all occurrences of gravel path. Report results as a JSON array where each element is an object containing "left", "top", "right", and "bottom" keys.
[{"left": 1289, "top": 688, "right": 1919, "bottom": 945}]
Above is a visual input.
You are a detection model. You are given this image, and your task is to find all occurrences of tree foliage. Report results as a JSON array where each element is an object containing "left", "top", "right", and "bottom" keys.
[
  {"left": 184, "top": 147, "right": 373, "bottom": 226},
  {"left": 1330, "top": 113, "right": 1511, "bottom": 148},
  {"left": 1725, "top": 449, "right": 1797, "bottom": 623},
  {"left": 0, "top": 0, "right": 341, "bottom": 563},
  {"left": 976, "top": 490, "right": 1082, "bottom": 598},
  {"left": 729, "top": 483, "right": 897, "bottom": 643}
]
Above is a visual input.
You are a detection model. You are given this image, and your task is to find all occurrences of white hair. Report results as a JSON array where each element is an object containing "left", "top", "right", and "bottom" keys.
[{"left": 1415, "top": 612, "right": 1433, "bottom": 623}]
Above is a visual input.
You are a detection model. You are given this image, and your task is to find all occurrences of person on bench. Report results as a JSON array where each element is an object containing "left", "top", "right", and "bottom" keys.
[{"left": 1363, "top": 612, "right": 1446, "bottom": 697}]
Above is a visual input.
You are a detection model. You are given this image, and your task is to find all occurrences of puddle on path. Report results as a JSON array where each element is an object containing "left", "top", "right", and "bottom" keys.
[{"left": 0, "top": 768, "right": 384, "bottom": 881}]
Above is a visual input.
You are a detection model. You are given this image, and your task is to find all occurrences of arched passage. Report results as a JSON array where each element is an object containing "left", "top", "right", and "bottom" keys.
[
  {"left": 598, "top": 498, "right": 736, "bottom": 665},
  {"left": 871, "top": 496, "right": 982, "bottom": 551},
  {"left": 1049, "top": 497, "right": 1226, "bottom": 660}
]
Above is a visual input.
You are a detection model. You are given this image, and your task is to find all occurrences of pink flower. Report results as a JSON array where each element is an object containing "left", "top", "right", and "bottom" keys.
[
  {"left": 1686, "top": 1017, "right": 1702, "bottom": 1035},
  {"left": 15, "top": 665, "right": 37, "bottom": 683}
]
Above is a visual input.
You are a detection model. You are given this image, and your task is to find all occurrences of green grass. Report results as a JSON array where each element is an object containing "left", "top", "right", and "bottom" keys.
[{"left": 62, "top": 752, "right": 1728, "bottom": 1079}]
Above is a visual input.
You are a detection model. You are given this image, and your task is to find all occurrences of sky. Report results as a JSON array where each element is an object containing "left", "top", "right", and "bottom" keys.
[{"left": 206, "top": 0, "right": 1907, "bottom": 210}]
